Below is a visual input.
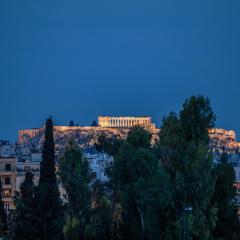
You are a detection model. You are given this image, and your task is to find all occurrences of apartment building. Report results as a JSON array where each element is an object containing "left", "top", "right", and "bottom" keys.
[{"left": 0, "top": 157, "right": 16, "bottom": 210}]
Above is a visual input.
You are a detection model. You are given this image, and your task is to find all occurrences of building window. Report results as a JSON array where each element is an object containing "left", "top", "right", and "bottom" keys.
[
  {"left": 92, "top": 172, "right": 97, "bottom": 178},
  {"left": 24, "top": 166, "right": 31, "bottom": 172},
  {"left": 4, "top": 177, "right": 11, "bottom": 185},
  {"left": 5, "top": 164, "right": 11, "bottom": 171},
  {"left": 3, "top": 189, "right": 11, "bottom": 198}
]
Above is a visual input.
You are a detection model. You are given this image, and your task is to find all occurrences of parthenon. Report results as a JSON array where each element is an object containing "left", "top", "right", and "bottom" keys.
[{"left": 98, "top": 116, "right": 152, "bottom": 128}]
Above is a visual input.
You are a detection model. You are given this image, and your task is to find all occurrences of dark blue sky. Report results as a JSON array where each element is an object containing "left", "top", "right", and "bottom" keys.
[{"left": 1, "top": 0, "right": 240, "bottom": 142}]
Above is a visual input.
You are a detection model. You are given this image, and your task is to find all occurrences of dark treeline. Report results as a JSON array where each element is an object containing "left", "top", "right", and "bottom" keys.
[{"left": 0, "top": 95, "right": 239, "bottom": 240}]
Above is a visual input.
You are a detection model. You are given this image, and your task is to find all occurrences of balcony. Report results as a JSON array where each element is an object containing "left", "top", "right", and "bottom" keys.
[
  {"left": 16, "top": 168, "right": 40, "bottom": 176},
  {"left": 0, "top": 167, "right": 16, "bottom": 174},
  {"left": 2, "top": 195, "right": 12, "bottom": 202}
]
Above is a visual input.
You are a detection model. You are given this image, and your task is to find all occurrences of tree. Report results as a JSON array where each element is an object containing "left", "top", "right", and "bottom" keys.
[
  {"left": 154, "top": 112, "right": 184, "bottom": 239},
  {"left": 155, "top": 112, "right": 183, "bottom": 176},
  {"left": 211, "top": 153, "right": 240, "bottom": 240},
  {"left": 157, "top": 95, "right": 216, "bottom": 239},
  {"left": 69, "top": 120, "right": 75, "bottom": 127},
  {"left": 36, "top": 117, "right": 63, "bottom": 240},
  {"left": 58, "top": 139, "right": 91, "bottom": 239},
  {"left": 179, "top": 96, "right": 216, "bottom": 239},
  {"left": 91, "top": 120, "right": 98, "bottom": 127},
  {"left": 0, "top": 179, "right": 7, "bottom": 237},
  {"left": 14, "top": 172, "right": 38, "bottom": 240},
  {"left": 113, "top": 126, "right": 172, "bottom": 240},
  {"left": 90, "top": 181, "right": 112, "bottom": 240},
  {"left": 63, "top": 217, "right": 81, "bottom": 240},
  {"left": 95, "top": 134, "right": 123, "bottom": 156}
]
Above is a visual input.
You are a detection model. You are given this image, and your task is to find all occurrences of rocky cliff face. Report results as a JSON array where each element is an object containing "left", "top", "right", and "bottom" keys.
[
  {"left": 209, "top": 129, "right": 240, "bottom": 165},
  {"left": 18, "top": 126, "right": 240, "bottom": 165},
  {"left": 18, "top": 126, "right": 131, "bottom": 153}
]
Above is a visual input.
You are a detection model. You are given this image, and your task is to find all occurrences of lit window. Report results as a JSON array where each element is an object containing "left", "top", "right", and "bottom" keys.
[{"left": 3, "top": 190, "right": 11, "bottom": 197}]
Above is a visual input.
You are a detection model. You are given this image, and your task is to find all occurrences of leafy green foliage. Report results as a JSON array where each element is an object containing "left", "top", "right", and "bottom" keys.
[
  {"left": 95, "top": 134, "right": 123, "bottom": 156},
  {"left": 63, "top": 217, "right": 81, "bottom": 240},
  {"left": 3, "top": 96, "right": 239, "bottom": 240},
  {"left": 13, "top": 172, "right": 38, "bottom": 240},
  {"left": 157, "top": 95, "right": 217, "bottom": 239},
  {"left": 180, "top": 96, "right": 216, "bottom": 240},
  {"left": 113, "top": 126, "right": 172, "bottom": 240},
  {"left": 90, "top": 181, "right": 112, "bottom": 240},
  {"left": 211, "top": 154, "right": 240, "bottom": 240},
  {"left": 59, "top": 139, "right": 91, "bottom": 239}
]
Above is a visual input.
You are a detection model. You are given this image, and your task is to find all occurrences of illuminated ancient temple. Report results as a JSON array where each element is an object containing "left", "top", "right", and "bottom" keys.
[{"left": 98, "top": 116, "right": 152, "bottom": 128}]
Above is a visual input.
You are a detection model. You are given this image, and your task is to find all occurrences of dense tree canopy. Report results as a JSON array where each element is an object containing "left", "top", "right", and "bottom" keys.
[
  {"left": 113, "top": 126, "right": 172, "bottom": 240},
  {"left": 14, "top": 172, "right": 37, "bottom": 240},
  {"left": 211, "top": 154, "right": 239, "bottom": 239},
  {"left": 59, "top": 139, "right": 91, "bottom": 239},
  {"left": 6, "top": 96, "right": 240, "bottom": 240},
  {"left": 156, "top": 96, "right": 217, "bottom": 239}
]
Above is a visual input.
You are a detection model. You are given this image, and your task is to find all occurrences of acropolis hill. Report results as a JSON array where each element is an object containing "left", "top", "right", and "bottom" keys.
[
  {"left": 18, "top": 116, "right": 240, "bottom": 163},
  {"left": 18, "top": 116, "right": 159, "bottom": 152}
]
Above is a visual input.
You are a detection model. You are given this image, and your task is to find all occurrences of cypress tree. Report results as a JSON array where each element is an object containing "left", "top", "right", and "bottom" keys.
[
  {"left": 0, "top": 179, "right": 7, "bottom": 237},
  {"left": 36, "top": 117, "right": 63, "bottom": 240},
  {"left": 14, "top": 172, "right": 37, "bottom": 240}
]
